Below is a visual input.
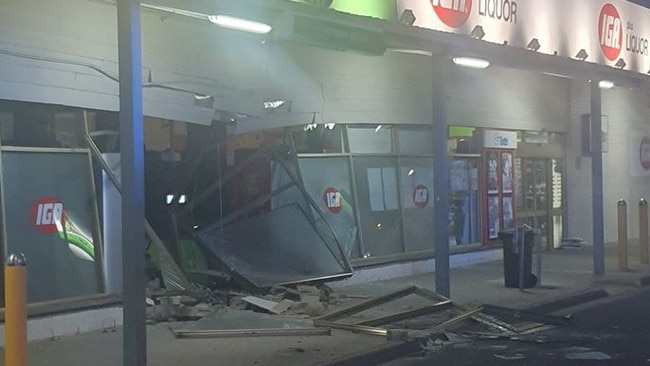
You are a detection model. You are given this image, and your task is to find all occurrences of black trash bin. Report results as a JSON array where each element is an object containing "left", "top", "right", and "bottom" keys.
[{"left": 499, "top": 228, "right": 537, "bottom": 288}]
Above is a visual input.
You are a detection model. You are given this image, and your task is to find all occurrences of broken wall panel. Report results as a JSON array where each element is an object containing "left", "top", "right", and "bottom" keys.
[{"left": 196, "top": 203, "right": 353, "bottom": 288}]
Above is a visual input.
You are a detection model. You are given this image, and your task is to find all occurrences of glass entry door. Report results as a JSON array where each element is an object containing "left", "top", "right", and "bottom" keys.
[{"left": 515, "top": 158, "right": 563, "bottom": 248}]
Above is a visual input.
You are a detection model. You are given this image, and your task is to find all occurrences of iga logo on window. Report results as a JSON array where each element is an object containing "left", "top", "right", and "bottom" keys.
[
  {"left": 598, "top": 3, "right": 623, "bottom": 61},
  {"left": 31, "top": 197, "right": 66, "bottom": 234},
  {"left": 431, "top": 0, "right": 472, "bottom": 28},
  {"left": 413, "top": 184, "right": 430, "bottom": 209},
  {"left": 640, "top": 137, "right": 650, "bottom": 171},
  {"left": 323, "top": 187, "right": 342, "bottom": 214}
]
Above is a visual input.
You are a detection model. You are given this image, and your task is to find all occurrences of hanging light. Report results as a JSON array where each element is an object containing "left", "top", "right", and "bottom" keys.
[
  {"left": 208, "top": 15, "right": 272, "bottom": 34},
  {"left": 452, "top": 57, "right": 490, "bottom": 69}
]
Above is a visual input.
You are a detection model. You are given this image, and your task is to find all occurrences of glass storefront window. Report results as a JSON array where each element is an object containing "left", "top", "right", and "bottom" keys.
[
  {"left": 0, "top": 111, "right": 13, "bottom": 143},
  {"left": 348, "top": 125, "right": 392, "bottom": 154},
  {"left": 397, "top": 126, "right": 432, "bottom": 155},
  {"left": 400, "top": 158, "right": 434, "bottom": 252},
  {"left": 0, "top": 101, "right": 87, "bottom": 148},
  {"left": 448, "top": 126, "right": 478, "bottom": 155},
  {"left": 298, "top": 157, "right": 360, "bottom": 259},
  {"left": 449, "top": 159, "right": 480, "bottom": 245},
  {"left": 352, "top": 156, "right": 403, "bottom": 257},
  {"left": 1, "top": 151, "right": 103, "bottom": 303},
  {"left": 292, "top": 124, "right": 344, "bottom": 154}
]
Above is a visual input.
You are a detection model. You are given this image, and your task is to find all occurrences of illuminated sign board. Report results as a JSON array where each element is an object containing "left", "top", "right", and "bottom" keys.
[{"left": 396, "top": 0, "right": 650, "bottom": 75}]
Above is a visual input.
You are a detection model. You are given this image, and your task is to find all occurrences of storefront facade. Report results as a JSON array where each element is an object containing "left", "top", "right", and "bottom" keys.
[{"left": 0, "top": 0, "right": 648, "bottom": 310}]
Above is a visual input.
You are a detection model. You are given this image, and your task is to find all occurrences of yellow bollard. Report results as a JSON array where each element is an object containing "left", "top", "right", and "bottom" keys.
[
  {"left": 618, "top": 200, "right": 628, "bottom": 271},
  {"left": 640, "top": 199, "right": 649, "bottom": 264},
  {"left": 4, "top": 253, "right": 27, "bottom": 366}
]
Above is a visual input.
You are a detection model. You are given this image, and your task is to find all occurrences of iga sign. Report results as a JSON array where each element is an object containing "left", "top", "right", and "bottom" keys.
[
  {"left": 630, "top": 130, "right": 650, "bottom": 176},
  {"left": 640, "top": 137, "right": 650, "bottom": 171},
  {"left": 598, "top": 3, "right": 623, "bottom": 61},
  {"left": 396, "top": 0, "right": 650, "bottom": 75},
  {"left": 431, "top": 0, "right": 472, "bottom": 28},
  {"left": 323, "top": 187, "right": 342, "bottom": 214},
  {"left": 31, "top": 197, "right": 66, "bottom": 235},
  {"left": 483, "top": 129, "right": 517, "bottom": 149},
  {"left": 412, "top": 184, "right": 430, "bottom": 208}
]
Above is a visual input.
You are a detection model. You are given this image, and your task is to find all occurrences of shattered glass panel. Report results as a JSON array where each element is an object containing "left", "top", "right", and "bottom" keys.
[
  {"left": 298, "top": 157, "right": 359, "bottom": 259},
  {"left": 169, "top": 307, "right": 330, "bottom": 338},
  {"left": 196, "top": 203, "right": 352, "bottom": 288},
  {"left": 270, "top": 156, "right": 351, "bottom": 269},
  {"left": 175, "top": 308, "right": 315, "bottom": 331}
]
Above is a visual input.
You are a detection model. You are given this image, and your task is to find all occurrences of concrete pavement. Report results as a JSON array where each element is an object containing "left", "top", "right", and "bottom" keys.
[{"left": 3, "top": 242, "right": 650, "bottom": 366}]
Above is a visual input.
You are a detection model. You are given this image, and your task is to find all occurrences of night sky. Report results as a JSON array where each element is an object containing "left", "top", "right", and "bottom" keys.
[{"left": 627, "top": 0, "right": 650, "bottom": 8}]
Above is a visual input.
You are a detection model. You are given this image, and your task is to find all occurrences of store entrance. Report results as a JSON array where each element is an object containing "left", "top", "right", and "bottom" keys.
[{"left": 514, "top": 157, "right": 564, "bottom": 249}]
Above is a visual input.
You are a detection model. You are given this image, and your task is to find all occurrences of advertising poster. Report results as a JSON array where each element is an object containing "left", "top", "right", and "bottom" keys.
[
  {"left": 450, "top": 160, "right": 470, "bottom": 191},
  {"left": 502, "top": 152, "right": 513, "bottom": 193},
  {"left": 487, "top": 151, "right": 498, "bottom": 193},
  {"left": 503, "top": 195, "right": 514, "bottom": 230},
  {"left": 488, "top": 195, "right": 500, "bottom": 239}
]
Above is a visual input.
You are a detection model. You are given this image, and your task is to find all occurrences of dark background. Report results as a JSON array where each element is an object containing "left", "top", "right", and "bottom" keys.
[{"left": 627, "top": 0, "right": 650, "bottom": 8}]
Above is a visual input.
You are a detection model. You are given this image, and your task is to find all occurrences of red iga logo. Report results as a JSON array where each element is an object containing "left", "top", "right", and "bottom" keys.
[
  {"left": 323, "top": 188, "right": 342, "bottom": 214},
  {"left": 431, "top": 0, "right": 472, "bottom": 28},
  {"left": 413, "top": 184, "right": 430, "bottom": 209},
  {"left": 31, "top": 197, "right": 66, "bottom": 234},
  {"left": 598, "top": 3, "right": 623, "bottom": 61},
  {"left": 640, "top": 137, "right": 650, "bottom": 171}
]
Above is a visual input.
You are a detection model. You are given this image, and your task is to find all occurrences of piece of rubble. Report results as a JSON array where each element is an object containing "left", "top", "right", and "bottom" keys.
[
  {"left": 564, "top": 351, "right": 612, "bottom": 360},
  {"left": 228, "top": 297, "right": 248, "bottom": 310},
  {"left": 297, "top": 285, "right": 320, "bottom": 295},
  {"left": 271, "top": 299, "right": 295, "bottom": 314},
  {"left": 174, "top": 303, "right": 215, "bottom": 319},
  {"left": 494, "top": 354, "right": 525, "bottom": 360},
  {"left": 269, "top": 286, "right": 301, "bottom": 301},
  {"left": 242, "top": 296, "right": 280, "bottom": 313},
  {"left": 241, "top": 296, "right": 294, "bottom": 314}
]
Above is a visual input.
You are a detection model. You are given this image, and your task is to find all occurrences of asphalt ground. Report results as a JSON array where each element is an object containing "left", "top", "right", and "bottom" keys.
[{"left": 3, "top": 243, "right": 650, "bottom": 366}]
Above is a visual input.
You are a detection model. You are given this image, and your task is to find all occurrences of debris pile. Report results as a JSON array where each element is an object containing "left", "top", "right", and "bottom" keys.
[
  {"left": 146, "top": 283, "right": 342, "bottom": 337},
  {"left": 148, "top": 284, "right": 576, "bottom": 344}
]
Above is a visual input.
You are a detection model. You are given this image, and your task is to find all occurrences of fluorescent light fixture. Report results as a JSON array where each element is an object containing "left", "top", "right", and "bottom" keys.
[
  {"left": 166, "top": 194, "right": 187, "bottom": 204},
  {"left": 263, "top": 100, "right": 286, "bottom": 109},
  {"left": 193, "top": 94, "right": 214, "bottom": 108},
  {"left": 452, "top": 57, "right": 490, "bottom": 69},
  {"left": 304, "top": 112, "right": 317, "bottom": 131},
  {"left": 542, "top": 72, "right": 571, "bottom": 79},
  {"left": 207, "top": 15, "right": 272, "bottom": 34},
  {"left": 303, "top": 123, "right": 317, "bottom": 131},
  {"left": 388, "top": 48, "right": 433, "bottom": 57},
  {"left": 598, "top": 80, "right": 614, "bottom": 89}
]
